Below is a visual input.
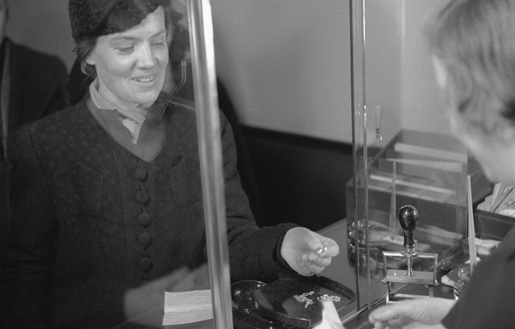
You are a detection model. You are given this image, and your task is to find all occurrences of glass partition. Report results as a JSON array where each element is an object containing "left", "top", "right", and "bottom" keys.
[
  {"left": 190, "top": 1, "right": 361, "bottom": 328},
  {"left": 187, "top": 1, "right": 360, "bottom": 328},
  {"left": 183, "top": 0, "right": 488, "bottom": 327},
  {"left": 184, "top": 0, "right": 485, "bottom": 327},
  {"left": 188, "top": 0, "right": 232, "bottom": 328}
]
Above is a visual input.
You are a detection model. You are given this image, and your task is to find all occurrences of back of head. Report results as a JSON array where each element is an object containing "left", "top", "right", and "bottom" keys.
[
  {"left": 69, "top": 0, "right": 165, "bottom": 43},
  {"left": 426, "top": 0, "right": 515, "bottom": 132}
]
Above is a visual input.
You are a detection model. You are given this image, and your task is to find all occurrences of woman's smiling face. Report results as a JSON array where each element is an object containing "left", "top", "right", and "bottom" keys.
[{"left": 86, "top": 6, "right": 169, "bottom": 109}]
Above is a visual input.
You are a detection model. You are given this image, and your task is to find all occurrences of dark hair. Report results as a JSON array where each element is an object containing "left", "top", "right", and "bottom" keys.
[
  {"left": 163, "top": 2, "right": 188, "bottom": 69},
  {"left": 74, "top": 38, "right": 97, "bottom": 76}
]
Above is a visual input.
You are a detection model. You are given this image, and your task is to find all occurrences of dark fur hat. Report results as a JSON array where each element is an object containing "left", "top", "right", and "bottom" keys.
[{"left": 69, "top": 0, "right": 165, "bottom": 42}]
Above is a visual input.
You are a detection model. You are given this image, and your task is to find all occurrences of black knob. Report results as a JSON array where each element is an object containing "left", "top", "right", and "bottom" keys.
[{"left": 398, "top": 205, "right": 418, "bottom": 250}]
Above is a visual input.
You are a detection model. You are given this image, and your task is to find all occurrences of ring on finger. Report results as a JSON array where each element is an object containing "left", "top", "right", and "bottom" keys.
[{"left": 317, "top": 245, "right": 328, "bottom": 255}]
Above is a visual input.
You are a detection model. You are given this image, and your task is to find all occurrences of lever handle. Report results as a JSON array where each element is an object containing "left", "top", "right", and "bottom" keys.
[{"left": 398, "top": 205, "right": 418, "bottom": 250}]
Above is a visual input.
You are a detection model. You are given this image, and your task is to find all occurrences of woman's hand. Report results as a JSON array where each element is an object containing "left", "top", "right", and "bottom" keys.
[
  {"left": 368, "top": 298, "right": 455, "bottom": 329},
  {"left": 280, "top": 227, "right": 339, "bottom": 276}
]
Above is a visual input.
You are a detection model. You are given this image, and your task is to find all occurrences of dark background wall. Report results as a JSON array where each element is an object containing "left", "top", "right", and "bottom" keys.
[{"left": 241, "top": 126, "right": 354, "bottom": 231}]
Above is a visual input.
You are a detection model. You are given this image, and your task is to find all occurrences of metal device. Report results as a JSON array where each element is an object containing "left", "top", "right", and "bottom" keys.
[{"left": 382, "top": 205, "right": 439, "bottom": 304}]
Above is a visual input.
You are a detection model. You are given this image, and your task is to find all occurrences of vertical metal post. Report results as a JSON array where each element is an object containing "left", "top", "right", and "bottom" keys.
[
  {"left": 350, "top": 0, "right": 369, "bottom": 310},
  {"left": 187, "top": 1, "right": 233, "bottom": 328}
]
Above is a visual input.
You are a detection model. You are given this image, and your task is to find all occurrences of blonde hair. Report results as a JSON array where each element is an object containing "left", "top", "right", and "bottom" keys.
[{"left": 426, "top": 0, "right": 515, "bottom": 133}]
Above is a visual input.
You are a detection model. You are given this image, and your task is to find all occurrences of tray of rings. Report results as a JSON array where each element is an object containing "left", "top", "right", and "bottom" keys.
[{"left": 231, "top": 274, "right": 356, "bottom": 328}]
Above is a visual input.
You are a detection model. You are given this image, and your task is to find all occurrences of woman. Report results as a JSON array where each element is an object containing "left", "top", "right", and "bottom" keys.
[
  {"left": 1, "top": 1, "right": 339, "bottom": 328},
  {"left": 369, "top": 0, "right": 515, "bottom": 328}
]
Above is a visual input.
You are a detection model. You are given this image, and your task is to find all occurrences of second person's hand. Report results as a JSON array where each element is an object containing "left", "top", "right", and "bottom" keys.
[{"left": 368, "top": 298, "right": 455, "bottom": 329}]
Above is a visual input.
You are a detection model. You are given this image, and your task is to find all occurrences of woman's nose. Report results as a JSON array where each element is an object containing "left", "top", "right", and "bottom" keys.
[{"left": 137, "top": 44, "right": 156, "bottom": 68}]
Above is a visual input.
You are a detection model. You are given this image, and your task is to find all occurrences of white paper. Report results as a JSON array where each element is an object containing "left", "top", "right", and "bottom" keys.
[
  {"left": 163, "top": 289, "right": 213, "bottom": 325},
  {"left": 312, "top": 300, "right": 346, "bottom": 329}
]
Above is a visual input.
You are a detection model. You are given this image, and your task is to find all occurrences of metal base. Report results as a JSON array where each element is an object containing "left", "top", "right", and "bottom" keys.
[{"left": 382, "top": 250, "right": 439, "bottom": 304}]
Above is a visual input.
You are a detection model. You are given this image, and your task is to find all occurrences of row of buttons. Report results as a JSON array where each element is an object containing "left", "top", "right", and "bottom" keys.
[{"left": 135, "top": 166, "right": 152, "bottom": 274}]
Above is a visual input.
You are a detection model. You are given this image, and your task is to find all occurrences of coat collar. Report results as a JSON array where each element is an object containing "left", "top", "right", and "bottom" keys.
[{"left": 71, "top": 92, "right": 182, "bottom": 168}]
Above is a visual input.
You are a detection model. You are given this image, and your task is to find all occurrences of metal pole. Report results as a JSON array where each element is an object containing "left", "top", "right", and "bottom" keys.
[{"left": 187, "top": 0, "right": 233, "bottom": 328}]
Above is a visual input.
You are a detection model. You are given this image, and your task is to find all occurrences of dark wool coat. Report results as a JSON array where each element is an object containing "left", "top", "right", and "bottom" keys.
[{"left": 2, "top": 94, "right": 294, "bottom": 329}]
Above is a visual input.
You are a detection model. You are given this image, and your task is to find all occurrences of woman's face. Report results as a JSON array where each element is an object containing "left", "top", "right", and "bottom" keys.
[
  {"left": 433, "top": 56, "right": 515, "bottom": 185},
  {"left": 86, "top": 7, "right": 169, "bottom": 109}
]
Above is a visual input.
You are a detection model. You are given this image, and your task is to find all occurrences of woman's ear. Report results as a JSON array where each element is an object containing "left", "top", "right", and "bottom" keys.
[
  {"left": 85, "top": 54, "right": 95, "bottom": 66},
  {"left": 488, "top": 118, "right": 515, "bottom": 147}
]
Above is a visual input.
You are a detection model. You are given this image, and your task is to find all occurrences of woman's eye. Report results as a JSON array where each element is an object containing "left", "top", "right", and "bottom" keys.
[
  {"left": 117, "top": 46, "right": 134, "bottom": 54},
  {"left": 152, "top": 41, "right": 166, "bottom": 47}
]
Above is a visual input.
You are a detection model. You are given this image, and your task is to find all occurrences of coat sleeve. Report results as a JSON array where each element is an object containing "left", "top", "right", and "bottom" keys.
[
  {"left": 441, "top": 227, "right": 515, "bottom": 329},
  {"left": 1, "top": 124, "right": 56, "bottom": 329},
  {"left": 217, "top": 114, "right": 297, "bottom": 283}
]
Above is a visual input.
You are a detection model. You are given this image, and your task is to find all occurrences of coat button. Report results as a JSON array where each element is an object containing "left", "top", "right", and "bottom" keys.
[
  {"left": 139, "top": 258, "right": 152, "bottom": 270},
  {"left": 138, "top": 232, "right": 152, "bottom": 246},
  {"left": 135, "top": 167, "right": 147, "bottom": 180},
  {"left": 138, "top": 213, "right": 151, "bottom": 226},
  {"left": 135, "top": 190, "right": 148, "bottom": 204}
]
